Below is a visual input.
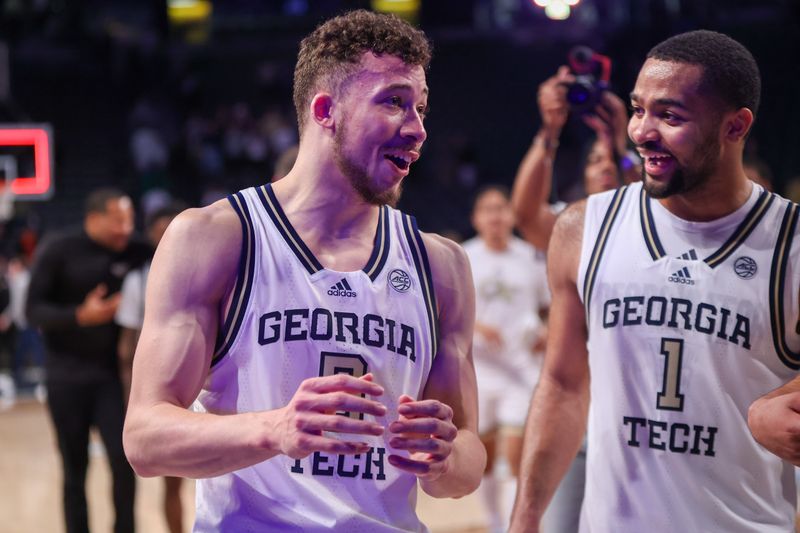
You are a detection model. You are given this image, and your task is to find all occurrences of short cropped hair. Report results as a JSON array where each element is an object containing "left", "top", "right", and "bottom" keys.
[
  {"left": 293, "top": 9, "right": 432, "bottom": 135},
  {"left": 85, "top": 188, "right": 128, "bottom": 215},
  {"left": 647, "top": 30, "right": 760, "bottom": 117}
]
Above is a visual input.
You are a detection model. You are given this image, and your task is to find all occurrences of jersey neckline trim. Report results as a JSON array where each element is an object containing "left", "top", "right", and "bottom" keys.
[
  {"left": 256, "top": 184, "right": 391, "bottom": 280},
  {"left": 639, "top": 185, "right": 774, "bottom": 268}
]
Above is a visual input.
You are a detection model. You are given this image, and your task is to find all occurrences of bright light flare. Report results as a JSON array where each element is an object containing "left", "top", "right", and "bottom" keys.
[{"left": 544, "top": 0, "right": 570, "bottom": 19}]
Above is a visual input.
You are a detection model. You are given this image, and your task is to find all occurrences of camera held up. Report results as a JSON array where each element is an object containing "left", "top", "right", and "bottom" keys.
[{"left": 565, "top": 46, "right": 612, "bottom": 114}]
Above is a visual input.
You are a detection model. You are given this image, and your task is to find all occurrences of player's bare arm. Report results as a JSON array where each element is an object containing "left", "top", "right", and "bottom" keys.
[
  {"left": 509, "top": 200, "right": 590, "bottom": 532},
  {"left": 387, "top": 233, "right": 486, "bottom": 498},
  {"left": 123, "top": 201, "right": 386, "bottom": 479},
  {"left": 510, "top": 67, "right": 572, "bottom": 251},
  {"left": 748, "top": 375, "right": 800, "bottom": 465}
]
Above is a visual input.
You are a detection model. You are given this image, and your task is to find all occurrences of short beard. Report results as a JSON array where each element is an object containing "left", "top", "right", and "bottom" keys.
[
  {"left": 333, "top": 121, "right": 401, "bottom": 207},
  {"left": 642, "top": 134, "right": 720, "bottom": 200}
]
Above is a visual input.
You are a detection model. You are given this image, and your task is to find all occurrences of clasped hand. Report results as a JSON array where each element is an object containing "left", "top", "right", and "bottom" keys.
[{"left": 277, "top": 373, "right": 457, "bottom": 480}]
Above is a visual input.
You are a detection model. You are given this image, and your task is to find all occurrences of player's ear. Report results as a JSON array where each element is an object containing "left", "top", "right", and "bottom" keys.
[
  {"left": 724, "top": 107, "right": 753, "bottom": 143},
  {"left": 310, "top": 93, "right": 335, "bottom": 131}
]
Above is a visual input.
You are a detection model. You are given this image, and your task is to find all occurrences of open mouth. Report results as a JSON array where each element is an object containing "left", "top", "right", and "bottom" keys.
[
  {"left": 385, "top": 154, "right": 410, "bottom": 170},
  {"left": 647, "top": 154, "right": 673, "bottom": 166}
]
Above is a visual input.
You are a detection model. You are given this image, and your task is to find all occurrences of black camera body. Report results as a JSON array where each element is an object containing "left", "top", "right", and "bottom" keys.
[{"left": 566, "top": 46, "right": 611, "bottom": 114}]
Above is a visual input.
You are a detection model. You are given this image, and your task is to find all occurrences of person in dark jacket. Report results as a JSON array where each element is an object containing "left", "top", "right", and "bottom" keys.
[{"left": 27, "top": 188, "right": 150, "bottom": 533}]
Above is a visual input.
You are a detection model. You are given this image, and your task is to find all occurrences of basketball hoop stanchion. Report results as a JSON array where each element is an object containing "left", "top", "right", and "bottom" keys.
[{"left": 0, "top": 124, "right": 54, "bottom": 200}]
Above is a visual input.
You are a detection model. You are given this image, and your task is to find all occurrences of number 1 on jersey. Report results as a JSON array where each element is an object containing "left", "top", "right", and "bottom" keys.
[{"left": 657, "top": 338, "right": 685, "bottom": 411}]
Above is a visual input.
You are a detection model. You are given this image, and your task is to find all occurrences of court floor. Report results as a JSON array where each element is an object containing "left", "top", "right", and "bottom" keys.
[{"left": 0, "top": 399, "right": 490, "bottom": 533}]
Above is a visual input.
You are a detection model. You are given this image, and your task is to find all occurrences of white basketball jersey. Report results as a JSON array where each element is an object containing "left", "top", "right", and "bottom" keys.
[
  {"left": 577, "top": 181, "right": 800, "bottom": 532},
  {"left": 193, "top": 185, "right": 439, "bottom": 532},
  {"left": 462, "top": 236, "right": 548, "bottom": 380}
]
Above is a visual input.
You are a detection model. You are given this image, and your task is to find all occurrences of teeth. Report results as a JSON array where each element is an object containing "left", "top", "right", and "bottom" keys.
[{"left": 386, "top": 152, "right": 410, "bottom": 164}]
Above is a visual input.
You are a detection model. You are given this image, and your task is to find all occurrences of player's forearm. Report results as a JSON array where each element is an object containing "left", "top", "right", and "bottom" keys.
[
  {"left": 124, "top": 402, "right": 284, "bottom": 478},
  {"left": 511, "top": 132, "right": 559, "bottom": 250},
  {"left": 512, "top": 372, "right": 588, "bottom": 527},
  {"left": 754, "top": 376, "right": 800, "bottom": 403},
  {"left": 419, "top": 428, "right": 485, "bottom": 499}
]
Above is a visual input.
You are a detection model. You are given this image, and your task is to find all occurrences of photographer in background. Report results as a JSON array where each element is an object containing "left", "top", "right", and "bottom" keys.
[{"left": 511, "top": 51, "right": 640, "bottom": 251}]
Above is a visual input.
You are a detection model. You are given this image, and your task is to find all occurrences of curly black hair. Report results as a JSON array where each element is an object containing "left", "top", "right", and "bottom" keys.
[
  {"left": 293, "top": 9, "right": 432, "bottom": 135},
  {"left": 647, "top": 30, "right": 760, "bottom": 117}
]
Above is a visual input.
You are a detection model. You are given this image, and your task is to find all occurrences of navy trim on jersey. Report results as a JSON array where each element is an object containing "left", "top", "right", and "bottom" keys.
[
  {"left": 641, "top": 187, "right": 774, "bottom": 267},
  {"left": 402, "top": 214, "right": 440, "bottom": 360},
  {"left": 640, "top": 186, "right": 666, "bottom": 260},
  {"left": 584, "top": 186, "right": 628, "bottom": 327},
  {"left": 257, "top": 184, "right": 324, "bottom": 275},
  {"left": 769, "top": 201, "right": 800, "bottom": 370},
  {"left": 257, "top": 185, "right": 391, "bottom": 281},
  {"left": 363, "top": 206, "right": 391, "bottom": 281},
  {"left": 705, "top": 191, "right": 774, "bottom": 268},
  {"left": 213, "top": 192, "right": 257, "bottom": 366}
]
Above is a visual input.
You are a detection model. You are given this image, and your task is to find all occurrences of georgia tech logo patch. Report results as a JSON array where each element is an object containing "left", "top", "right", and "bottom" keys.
[
  {"left": 733, "top": 256, "right": 757, "bottom": 279},
  {"left": 389, "top": 269, "right": 411, "bottom": 293}
]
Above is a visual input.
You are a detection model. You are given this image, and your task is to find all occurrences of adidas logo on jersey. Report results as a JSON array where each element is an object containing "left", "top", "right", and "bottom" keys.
[
  {"left": 668, "top": 267, "right": 695, "bottom": 286},
  {"left": 678, "top": 249, "right": 698, "bottom": 261},
  {"left": 328, "top": 278, "right": 357, "bottom": 298}
]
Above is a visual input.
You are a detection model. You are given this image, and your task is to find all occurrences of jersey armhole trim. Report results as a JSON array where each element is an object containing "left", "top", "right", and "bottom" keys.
[
  {"left": 212, "top": 192, "right": 257, "bottom": 367},
  {"left": 583, "top": 185, "right": 628, "bottom": 329},
  {"left": 705, "top": 191, "right": 774, "bottom": 268},
  {"left": 769, "top": 201, "right": 800, "bottom": 370},
  {"left": 402, "top": 214, "right": 440, "bottom": 361}
]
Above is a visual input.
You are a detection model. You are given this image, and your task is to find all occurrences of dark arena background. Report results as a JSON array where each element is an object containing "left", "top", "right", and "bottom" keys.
[{"left": 1, "top": 1, "right": 799, "bottom": 531}]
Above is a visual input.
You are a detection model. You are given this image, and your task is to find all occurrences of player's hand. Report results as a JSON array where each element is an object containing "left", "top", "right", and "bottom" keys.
[
  {"left": 583, "top": 91, "right": 629, "bottom": 156},
  {"left": 538, "top": 66, "right": 574, "bottom": 136},
  {"left": 748, "top": 391, "right": 800, "bottom": 465},
  {"left": 387, "top": 395, "right": 458, "bottom": 481},
  {"left": 76, "top": 283, "right": 122, "bottom": 326},
  {"left": 277, "top": 373, "right": 386, "bottom": 459}
]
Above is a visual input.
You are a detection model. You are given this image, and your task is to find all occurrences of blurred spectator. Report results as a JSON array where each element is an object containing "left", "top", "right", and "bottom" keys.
[
  {"left": 511, "top": 66, "right": 639, "bottom": 250},
  {"left": 463, "top": 185, "right": 549, "bottom": 533},
  {"left": 7, "top": 253, "right": 45, "bottom": 393},
  {"left": 26, "top": 188, "right": 150, "bottom": 533}
]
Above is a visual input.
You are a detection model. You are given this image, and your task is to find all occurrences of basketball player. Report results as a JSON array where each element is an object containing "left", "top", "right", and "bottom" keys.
[
  {"left": 123, "top": 10, "right": 485, "bottom": 532},
  {"left": 510, "top": 30, "right": 800, "bottom": 532},
  {"left": 463, "top": 185, "right": 548, "bottom": 532}
]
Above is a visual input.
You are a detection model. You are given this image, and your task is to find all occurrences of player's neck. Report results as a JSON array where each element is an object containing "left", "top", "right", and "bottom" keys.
[
  {"left": 657, "top": 162, "right": 753, "bottom": 223},
  {"left": 270, "top": 165, "right": 381, "bottom": 256}
]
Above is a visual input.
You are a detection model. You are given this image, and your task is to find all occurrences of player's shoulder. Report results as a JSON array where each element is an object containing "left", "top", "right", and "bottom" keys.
[
  {"left": 420, "top": 232, "right": 469, "bottom": 267},
  {"left": 157, "top": 198, "right": 243, "bottom": 268},
  {"left": 419, "top": 232, "right": 472, "bottom": 291}
]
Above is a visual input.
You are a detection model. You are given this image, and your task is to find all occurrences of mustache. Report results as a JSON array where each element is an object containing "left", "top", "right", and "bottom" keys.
[{"left": 638, "top": 141, "right": 671, "bottom": 154}]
